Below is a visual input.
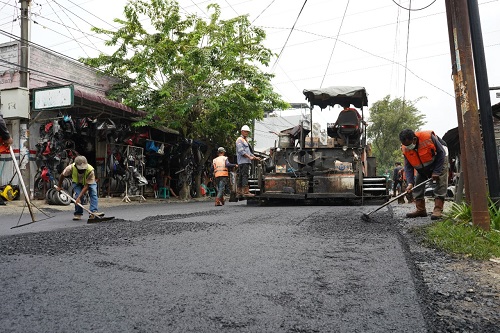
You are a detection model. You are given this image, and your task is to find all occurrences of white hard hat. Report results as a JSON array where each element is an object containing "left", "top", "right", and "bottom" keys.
[{"left": 241, "top": 125, "right": 251, "bottom": 132}]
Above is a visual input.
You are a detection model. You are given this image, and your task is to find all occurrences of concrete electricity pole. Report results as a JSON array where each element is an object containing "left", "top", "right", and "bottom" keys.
[
  {"left": 19, "top": 0, "right": 31, "bottom": 199},
  {"left": 445, "top": 0, "right": 490, "bottom": 231}
]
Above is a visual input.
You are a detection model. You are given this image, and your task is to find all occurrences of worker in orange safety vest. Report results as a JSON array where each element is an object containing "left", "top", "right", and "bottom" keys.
[
  {"left": 399, "top": 129, "right": 448, "bottom": 220},
  {"left": 212, "top": 147, "right": 238, "bottom": 206}
]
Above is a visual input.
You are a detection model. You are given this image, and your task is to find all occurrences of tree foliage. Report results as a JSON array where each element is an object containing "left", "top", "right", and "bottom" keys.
[
  {"left": 81, "top": 0, "right": 288, "bottom": 150},
  {"left": 367, "top": 95, "right": 426, "bottom": 174}
]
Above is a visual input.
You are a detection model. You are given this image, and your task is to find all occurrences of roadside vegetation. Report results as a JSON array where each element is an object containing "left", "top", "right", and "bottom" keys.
[
  {"left": 421, "top": 199, "right": 500, "bottom": 260},
  {"left": 365, "top": 95, "right": 426, "bottom": 174}
]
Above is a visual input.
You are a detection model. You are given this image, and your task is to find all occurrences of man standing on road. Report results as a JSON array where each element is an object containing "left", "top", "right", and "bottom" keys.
[
  {"left": 212, "top": 147, "right": 237, "bottom": 206},
  {"left": 0, "top": 112, "right": 14, "bottom": 206},
  {"left": 392, "top": 162, "right": 403, "bottom": 197},
  {"left": 399, "top": 129, "right": 448, "bottom": 220},
  {"left": 236, "top": 125, "right": 260, "bottom": 197},
  {"left": 56, "top": 155, "right": 103, "bottom": 220}
]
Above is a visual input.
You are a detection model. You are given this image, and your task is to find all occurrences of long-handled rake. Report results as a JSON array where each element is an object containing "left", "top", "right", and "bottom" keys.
[
  {"left": 9, "top": 146, "right": 55, "bottom": 229},
  {"left": 54, "top": 186, "right": 115, "bottom": 223},
  {"left": 361, "top": 178, "right": 432, "bottom": 222}
]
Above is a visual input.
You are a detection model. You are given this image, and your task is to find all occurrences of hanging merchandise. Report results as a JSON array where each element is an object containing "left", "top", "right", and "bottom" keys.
[
  {"left": 157, "top": 143, "right": 165, "bottom": 155},
  {"left": 145, "top": 140, "right": 159, "bottom": 153},
  {"left": 122, "top": 145, "right": 146, "bottom": 202}
]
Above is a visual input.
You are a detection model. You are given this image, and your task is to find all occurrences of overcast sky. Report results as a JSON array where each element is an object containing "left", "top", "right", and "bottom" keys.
[{"left": 1, "top": 0, "right": 499, "bottom": 137}]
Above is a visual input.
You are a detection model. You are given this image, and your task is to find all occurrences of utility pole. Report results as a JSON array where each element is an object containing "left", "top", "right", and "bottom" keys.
[
  {"left": 467, "top": 0, "right": 500, "bottom": 199},
  {"left": 19, "top": 0, "right": 31, "bottom": 200},
  {"left": 445, "top": 0, "right": 490, "bottom": 231},
  {"left": 444, "top": 0, "right": 469, "bottom": 204}
]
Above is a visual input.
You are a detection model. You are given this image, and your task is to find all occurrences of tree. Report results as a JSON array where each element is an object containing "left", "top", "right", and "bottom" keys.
[
  {"left": 367, "top": 95, "right": 426, "bottom": 174},
  {"left": 81, "top": 0, "right": 288, "bottom": 198}
]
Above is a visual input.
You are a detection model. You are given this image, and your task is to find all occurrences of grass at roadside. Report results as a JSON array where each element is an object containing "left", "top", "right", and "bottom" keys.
[{"left": 419, "top": 200, "right": 500, "bottom": 260}]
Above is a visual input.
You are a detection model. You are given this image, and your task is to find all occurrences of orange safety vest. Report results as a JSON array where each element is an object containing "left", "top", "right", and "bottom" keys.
[
  {"left": 0, "top": 138, "right": 9, "bottom": 154},
  {"left": 213, "top": 156, "right": 229, "bottom": 177},
  {"left": 401, "top": 130, "right": 437, "bottom": 170}
]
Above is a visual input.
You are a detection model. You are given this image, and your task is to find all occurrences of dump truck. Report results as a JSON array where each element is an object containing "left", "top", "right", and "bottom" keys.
[{"left": 232, "top": 86, "right": 389, "bottom": 204}]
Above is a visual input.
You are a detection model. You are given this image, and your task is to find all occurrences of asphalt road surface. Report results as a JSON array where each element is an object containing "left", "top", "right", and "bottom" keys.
[{"left": 0, "top": 200, "right": 429, "bottom": 332}]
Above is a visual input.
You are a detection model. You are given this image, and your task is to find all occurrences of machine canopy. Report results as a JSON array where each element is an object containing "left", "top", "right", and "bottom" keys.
[{"left": 303, "top": 86, "right": 368, "bottom": 109}]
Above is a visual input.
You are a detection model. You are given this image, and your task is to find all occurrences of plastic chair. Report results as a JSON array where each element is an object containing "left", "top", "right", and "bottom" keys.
[
  {"left": 158, "top": 187, "right": 170, "bottom": 199},
  {"left": 201, "top": 184, "right": 216, "bottom": 197},
  {"left": 207, "top": 187, "right": 216, "bottom": 197}
]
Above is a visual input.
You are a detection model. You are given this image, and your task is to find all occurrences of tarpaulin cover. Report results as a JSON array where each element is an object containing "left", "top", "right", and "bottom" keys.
[{"left": 303, "top": 86, "right": 368, "bottom": 109}]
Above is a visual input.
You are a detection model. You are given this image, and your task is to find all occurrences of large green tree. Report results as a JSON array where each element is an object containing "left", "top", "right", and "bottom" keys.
[
  {"left": 81, "top": 0, "right": 288, "bottom": 150},
  {"left": 367, "top": 95, "right": 426, "bottom": 174}
]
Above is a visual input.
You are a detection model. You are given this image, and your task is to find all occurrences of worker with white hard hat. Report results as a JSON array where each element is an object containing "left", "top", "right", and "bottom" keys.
[{"left": 235, "top": 125, "right": 260, "bottom": 197}]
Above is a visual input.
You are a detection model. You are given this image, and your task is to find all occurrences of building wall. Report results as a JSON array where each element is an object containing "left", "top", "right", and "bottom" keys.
[{"left": 0, "top": 41, "right": 120, "bottom": 96}]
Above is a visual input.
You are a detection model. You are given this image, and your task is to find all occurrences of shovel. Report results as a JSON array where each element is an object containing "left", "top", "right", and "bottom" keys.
[
  {"left": 54, "top": 186, "right": 115, "bottom": 223},
  {"left": 361, "top": 178, "right": 432, "bottom": 222}
]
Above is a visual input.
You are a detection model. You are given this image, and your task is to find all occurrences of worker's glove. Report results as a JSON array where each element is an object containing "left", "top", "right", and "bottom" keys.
[
  {"left": 431, "top": 173, "right": 440, "bottom": 181},
  {"left": 406, "top": 183, "right": 414, "bottom": 192}
]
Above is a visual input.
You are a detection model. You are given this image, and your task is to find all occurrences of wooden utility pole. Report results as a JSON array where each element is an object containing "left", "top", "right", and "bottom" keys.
[{"left": 445, "top": 0, "right": 490, "bottom": 230}]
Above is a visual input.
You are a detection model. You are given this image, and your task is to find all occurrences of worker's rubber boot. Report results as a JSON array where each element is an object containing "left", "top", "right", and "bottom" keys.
[
  {"left": 431, "top": 198, "right": 445, "bottom": 220},
  {"left": 242, "top": 186, "right": 255, "bottom": 197},
  {"left": 406, "top": 199, "right": 427, "bottom": 218}
]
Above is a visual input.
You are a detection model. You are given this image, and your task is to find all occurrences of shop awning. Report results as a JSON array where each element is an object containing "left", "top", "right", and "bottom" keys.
[{"left": 73, "top": 89, "right": 147, "bottom": 119}]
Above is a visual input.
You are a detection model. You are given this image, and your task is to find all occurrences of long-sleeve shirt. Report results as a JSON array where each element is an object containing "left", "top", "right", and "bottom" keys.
[
  {"left": 0, "top": 113, "right": 11, "bottom": 141},
  {"left": 236, "top": 136, "right": 254, "bottom": 164},
  {"left": 404, "top": 133, "right": 446, "bottom": 185}
]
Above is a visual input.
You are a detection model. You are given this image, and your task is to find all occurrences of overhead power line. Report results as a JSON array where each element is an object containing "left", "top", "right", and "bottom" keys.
[
  {"left": 252, "top": 0, "right": 276, "bottom": 24},
  {"left": 44, "top": 0, "right": 89, "bottom": 57},
  {"left": 270, "top": 0, "right": 308, "bottom": 74},
  {"left": 320, "top": 0, "right": 350, "bottom": 88},
  {"left": 391, "top": 0, "right": 438, "bottom": 11},
  {"left": 401, "top": 0, "right": 413, "bottom": 112},
  {"left": 0, "top": 57, "right": 107, "bottom": 93},
  {"left": 53, "top": 0, "right": 100, "bottom": 52},
  {"left": 65, "top": 0, "right": 119, "bottom": 29}
]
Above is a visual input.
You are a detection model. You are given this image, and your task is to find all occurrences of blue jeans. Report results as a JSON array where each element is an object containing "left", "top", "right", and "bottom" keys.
[
  {"left": 73, "top": 183, "right": 99, "bottom": 215},
  {"left": 215, "top": 176, "right": 228, "bottom": 199}
]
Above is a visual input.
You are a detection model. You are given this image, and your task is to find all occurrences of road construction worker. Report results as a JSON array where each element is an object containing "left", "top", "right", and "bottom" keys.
[
  {"left": 236, "top": 125, "right": 260, "bottom": 197},
  {"left": 399, "top": 129, "right": 448, "bottom": 220},
  {"left": 212, "top": 147, "right": 237, "bottom": 206},
  {"left": 392, "top": 162, "right": 403, "bottom": 197},
  {"left": 56, "top": 155, "right": 103, "bottom": 220}
]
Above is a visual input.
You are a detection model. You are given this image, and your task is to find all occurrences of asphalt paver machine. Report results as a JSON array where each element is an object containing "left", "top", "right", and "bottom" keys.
[{"left": 244, "top": 86, "right": 388, "bottom": 205}]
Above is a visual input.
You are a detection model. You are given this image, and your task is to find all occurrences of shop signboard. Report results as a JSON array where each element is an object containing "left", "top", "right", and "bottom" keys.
[{"left": 33, "top": 85, "right": 74, "bottom": 110}]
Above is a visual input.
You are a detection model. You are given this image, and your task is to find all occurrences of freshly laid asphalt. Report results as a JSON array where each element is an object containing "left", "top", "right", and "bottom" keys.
[{"left": 1, "top": 197, "right": 430, "bottom": 332}]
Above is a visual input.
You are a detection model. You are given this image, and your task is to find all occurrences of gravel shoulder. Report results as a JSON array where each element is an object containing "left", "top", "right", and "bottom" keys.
[{"left": 391, "top": 199, "right": 500, "bottom": 333}]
